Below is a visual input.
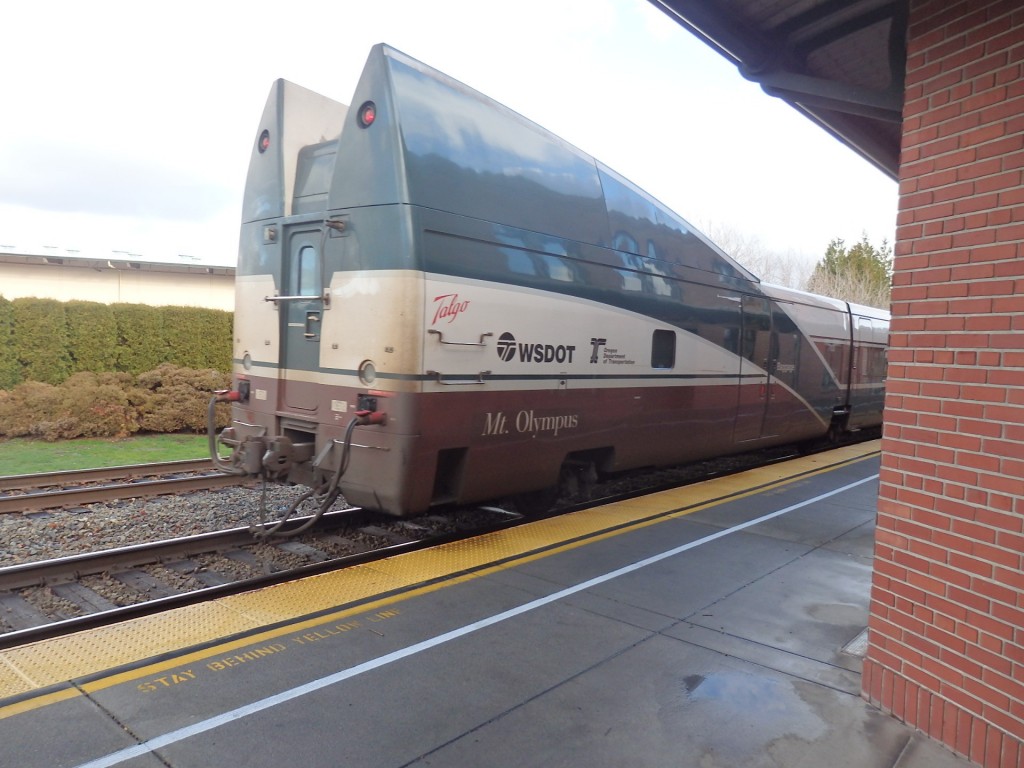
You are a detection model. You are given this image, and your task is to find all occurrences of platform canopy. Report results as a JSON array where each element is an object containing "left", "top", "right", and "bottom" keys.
[{"left": 648, "top": 0, "right": 907, "bottom": 180}]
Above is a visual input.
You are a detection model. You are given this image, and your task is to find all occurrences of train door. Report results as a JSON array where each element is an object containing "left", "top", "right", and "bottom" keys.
[
  {"left": 760, "top": 305, "right": 801, "bottom": 438},
  {"left": 279, "top": 227, "right": 324, "bottom": 412},
  {"left": 734, "top": 296, "right": 772, "bottom": 442}
]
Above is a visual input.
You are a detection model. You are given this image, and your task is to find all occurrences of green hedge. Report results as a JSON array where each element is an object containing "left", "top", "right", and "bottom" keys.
[
  {"left": 0, "top": 297, "right": 18, "bottom": 390},
  {"left": 114, "top": 303, "right": 168, "bottom": 375},
  {"left": 160, "top": 306, "right": 233, "bottom": 370},
  {"left": 0, "top": 297, "right": 232, "bottom": 386},
  {"left": 14, "top": 298, "right": 73, "bottom": 385},
  {"left": 67, "top": 300, "right": 119, "bottom": 373}
]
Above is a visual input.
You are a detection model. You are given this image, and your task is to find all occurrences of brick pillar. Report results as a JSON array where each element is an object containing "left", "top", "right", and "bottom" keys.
[{"left": 863, "top": 1, "right": 1024, "bottom": 766}]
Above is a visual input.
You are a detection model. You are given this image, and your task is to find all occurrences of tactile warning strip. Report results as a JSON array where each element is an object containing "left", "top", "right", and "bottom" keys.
[{"left": 0, "top": 440, "right": 879, "bottom": 712}]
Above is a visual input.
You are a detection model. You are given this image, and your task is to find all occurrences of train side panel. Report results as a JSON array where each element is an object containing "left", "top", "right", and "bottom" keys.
[
  {"left": 219, "top": 44, "right": 888, "bottom": 518},
  {"left": 847, "top": 303, "right": 889, "bottom": 430}
]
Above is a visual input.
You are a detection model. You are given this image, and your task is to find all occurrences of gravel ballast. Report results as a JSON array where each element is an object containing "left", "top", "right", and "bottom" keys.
[{"left": 0, "top": 484, "right": 333, "bottom": 567}]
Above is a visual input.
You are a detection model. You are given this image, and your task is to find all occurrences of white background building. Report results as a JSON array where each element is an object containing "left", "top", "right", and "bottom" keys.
[{"left": 0, "top": 246, "right": 234, "bottom": 311}]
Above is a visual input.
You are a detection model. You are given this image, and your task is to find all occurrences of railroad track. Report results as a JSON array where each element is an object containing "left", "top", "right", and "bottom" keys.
[
  {"left": 0, "top": 459, "right": 217, "bottom": 491},
  {"left": 0, "top": 459, "right": 249, "bottom": 514},
  {"left": 0, "top": 505, "right": 522, "bottom": 649}
]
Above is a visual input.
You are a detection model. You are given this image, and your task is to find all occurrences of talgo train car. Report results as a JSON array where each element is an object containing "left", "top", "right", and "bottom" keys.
[{"left": 210, "top": 43, "right": 888, "bottom": 521}]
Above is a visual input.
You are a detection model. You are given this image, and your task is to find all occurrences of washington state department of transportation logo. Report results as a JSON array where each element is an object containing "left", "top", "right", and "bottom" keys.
[
  {"left": 495, "top": 332, "right": 577, "bottom": 364},
  {"left": 497, "top": 332, "right": 517, "bottom": 362}
]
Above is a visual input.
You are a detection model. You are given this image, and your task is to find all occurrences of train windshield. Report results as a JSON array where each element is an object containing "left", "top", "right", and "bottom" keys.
[{"left": 294, "top": 140, "right": 338, "bottom": 213}]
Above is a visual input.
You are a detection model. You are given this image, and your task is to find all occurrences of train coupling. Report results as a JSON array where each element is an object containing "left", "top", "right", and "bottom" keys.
[
  {"left": 262, "top": 436, "right": 316, "bottom": 480},
  {"left": 227, "top": 435, "right": 315, "bottom": 480}
]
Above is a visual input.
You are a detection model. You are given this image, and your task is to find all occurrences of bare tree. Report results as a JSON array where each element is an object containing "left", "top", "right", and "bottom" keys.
[{"left": 701, "top": 221, "right": 815, "bottom": 289}]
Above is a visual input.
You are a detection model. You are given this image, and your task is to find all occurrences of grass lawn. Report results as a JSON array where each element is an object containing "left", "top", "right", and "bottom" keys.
[{"left": 0, "top": 434, "right": 210, "bottom": 476}]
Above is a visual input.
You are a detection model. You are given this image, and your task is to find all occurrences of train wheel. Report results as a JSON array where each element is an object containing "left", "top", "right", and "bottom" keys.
[
  {"left": 561, "top": 459, "right": 598, "bottom": 501},
  {"left": 510, "top": 459, "right": 597, "bottom": 516},
  {"left": 511, "top": 485, "right": 559, "bottom": 517}
]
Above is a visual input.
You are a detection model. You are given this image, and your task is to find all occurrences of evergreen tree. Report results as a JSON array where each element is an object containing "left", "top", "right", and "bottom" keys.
[
  {"left": 0, "top": 295, "right": 20, "bottom": 389},
  {"left": 13, "top": 298, "right": 72, "bottom": 384},
  {"left": 113, "top": 303, "right": 167, "bottom": 374},
  {"left": 159, "top": 306, "right": 233, "bottom": 371},
  {"left": 805, "top": 234, "right": 892, "bottom": 309},
  {"left": 66, "top": 300, "right": 118, "bottom": 373}
]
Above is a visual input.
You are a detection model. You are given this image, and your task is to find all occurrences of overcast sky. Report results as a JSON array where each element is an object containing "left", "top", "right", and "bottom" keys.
[{"left": 2, "top": 0, "right": 897, "bottom": 270}]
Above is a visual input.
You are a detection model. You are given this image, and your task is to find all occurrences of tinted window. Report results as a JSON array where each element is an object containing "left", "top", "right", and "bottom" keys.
[
  {"left": 652, "top": 329, "right": 676, "bottom": 369},
  {"left": 391, "top": 57, "right": 607, "bottom": 244},
  {"left": 296, "top": 245, "right": 319, "bottom": 295}
]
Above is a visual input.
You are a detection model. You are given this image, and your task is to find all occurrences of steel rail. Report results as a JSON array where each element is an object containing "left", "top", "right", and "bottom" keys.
[
  {"left": 0, "top": 459, "right": 217, "bottom": 492},
  {"left": 0, "top": 473, "right": 249, "bottom": 514},
  {"left": 0, "top": 507, "right": 524, "bottom": 651},
  {"left": 0, "top": 524, "right": 268, "bottom": 592},
  {"left": 0, "top": 506, "right": 377, "bottom": 592}
]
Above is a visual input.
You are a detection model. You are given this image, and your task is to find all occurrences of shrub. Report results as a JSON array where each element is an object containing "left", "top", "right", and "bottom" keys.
[
  {"left": 160, "top": 306, "right": 233, "bottom": 371},
  {"left": 13, "top": 298, "right": 72, "bottom": 385},
  {"left": 211, "top": 309, "right": 234, "bottom": 371},
  {"left": 160, "top": 307, "right": 207, "bottom": 370},
  {"left": 137, "top": 364, "right": 232, "bottom": 433},
  {"left": 0, "top": 298, "right": 231, "bottom": 387},
  {"left": 113, "top": 304, "right": 167, "bottom": 374},
  {"left": 66, "top": 301, "right": 118, "bottom": 373},
  {"left": 0, "top": 381, "right": 65, "bottom": 437},
  {"left": 0, "top": 365, "right": 229, "bottom": 440},
  {"left": 0, "top": 296, "right": 18, "bottom": 389},
  {"left": 58, "top": 372, "right": 141, "bottom": 438}
]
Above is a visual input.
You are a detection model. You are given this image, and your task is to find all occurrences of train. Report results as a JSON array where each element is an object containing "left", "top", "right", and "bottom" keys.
[{"left": 209, "top": 43, "right": 888, "bottom": 524}]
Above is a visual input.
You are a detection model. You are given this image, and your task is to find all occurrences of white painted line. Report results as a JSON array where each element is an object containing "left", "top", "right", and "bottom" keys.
[{"left": 75, "top": 473, "right": 878, "bottom": 768}]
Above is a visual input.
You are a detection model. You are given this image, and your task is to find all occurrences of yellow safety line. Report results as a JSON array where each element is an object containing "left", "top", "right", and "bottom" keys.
[{"left": 0, "top": 441, "right": 880, "bottom": 718}]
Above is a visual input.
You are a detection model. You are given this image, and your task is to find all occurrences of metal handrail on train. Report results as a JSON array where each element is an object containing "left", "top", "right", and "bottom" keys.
[{"left": 428, "top": 329, "right": 494, "bottom": 346}]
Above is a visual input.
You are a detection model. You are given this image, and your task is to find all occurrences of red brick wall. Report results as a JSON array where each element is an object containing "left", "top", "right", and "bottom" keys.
[{"left": 863, "top": 1, "right": 1024, "bottom": 765}]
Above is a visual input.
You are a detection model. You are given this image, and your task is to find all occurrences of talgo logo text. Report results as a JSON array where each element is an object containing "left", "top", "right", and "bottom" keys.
[{"left": 431, "top": 293, "right": 470, "bottom": 325}]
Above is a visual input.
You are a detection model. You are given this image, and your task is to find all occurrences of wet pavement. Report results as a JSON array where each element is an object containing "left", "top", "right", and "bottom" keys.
[{"left": 0, "top": 448, "right": 973, "bottom": 767}]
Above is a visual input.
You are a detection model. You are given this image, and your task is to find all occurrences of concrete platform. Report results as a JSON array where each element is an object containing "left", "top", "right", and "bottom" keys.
[{"left": 0, "top": 442, "right": 973, "bottom": 767}]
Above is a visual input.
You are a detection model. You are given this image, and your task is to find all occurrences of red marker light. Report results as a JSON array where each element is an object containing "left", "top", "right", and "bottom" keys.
[
  {"left": 358, "top": 101, "right": 376, "bottom": 128},
  {"left": 258, "top": 129, "right": 271, "bottom": 153}
]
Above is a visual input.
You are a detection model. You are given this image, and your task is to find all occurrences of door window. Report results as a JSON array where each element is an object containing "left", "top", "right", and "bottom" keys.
[{"left": 295, "top": 245, "right": 320, "bottom": 296}]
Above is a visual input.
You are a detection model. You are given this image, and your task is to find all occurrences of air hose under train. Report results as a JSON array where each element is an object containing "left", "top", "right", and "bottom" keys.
[
  {"left": 249, "top": 415, "right": 361, "bottom": 538},
  {"left": 207, "top": 394, "right": 247, "bottom": 476}
]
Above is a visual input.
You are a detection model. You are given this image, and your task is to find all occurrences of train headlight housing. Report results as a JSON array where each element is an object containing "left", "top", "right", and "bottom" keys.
[
  {"left": 358, "top": 101, "right": 376, "bottom": 128},
  {"left": 358, "top": 360, "right": 377, "bottom": 385}
]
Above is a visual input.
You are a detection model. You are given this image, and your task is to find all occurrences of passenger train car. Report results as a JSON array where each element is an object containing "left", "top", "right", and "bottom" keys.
[{"left": 211, "top": 43, "right": 888, "bottom": 519}]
